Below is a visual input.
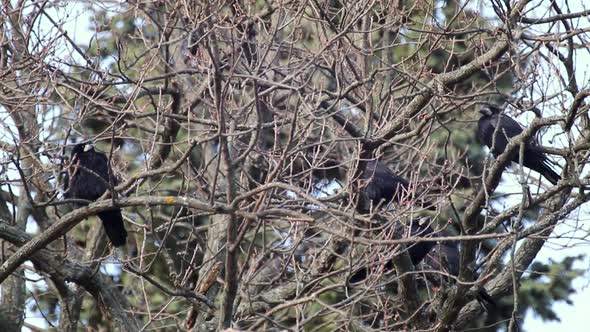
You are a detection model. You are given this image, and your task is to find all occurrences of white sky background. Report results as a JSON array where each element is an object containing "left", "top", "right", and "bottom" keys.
[{"left": 12, "top": 0, "right": 590, "bottom": 330}]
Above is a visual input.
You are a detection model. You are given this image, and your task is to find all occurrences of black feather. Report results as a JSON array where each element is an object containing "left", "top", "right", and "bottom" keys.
[
  {"left": 358, "top": 160, "right": 434, "bottom": 212},
  {"left": 407, "top": 222, "right": 436, "bottom": 265},
  {"left": 349, "top": 226, "right": 497, "bottom": 312},
  {"left": 98, "top": 209, "right": 128, "bottom": 247},
  {"left": 424, "top": 241, "right": 496, "bottom": 312},
  {"left": 477, "top": 106, "right": 561, "bottom": 185},
  {"left": 65, "top": 143, "right": 127, "bottom": 247},
  {"left": 348, "top": 222, "right": 435, "bottom": 284}
]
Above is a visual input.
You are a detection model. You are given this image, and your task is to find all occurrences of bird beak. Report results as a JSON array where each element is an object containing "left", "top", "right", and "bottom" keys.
[{"left": 83, "top": 144, "right": 93, "bottom": 152}]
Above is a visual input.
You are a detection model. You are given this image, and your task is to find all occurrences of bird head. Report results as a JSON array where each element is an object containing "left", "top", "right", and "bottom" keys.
[
  {"left": 72, "top": 142, "right": 95, "bottom": 155},
  {"left": 410, "top": 217, "right": 434, "bottom": 235},
  {"left": 479, "top": 104, "right": 503, "bottom": 117},
  {"left": 479, "top": 107, "right": 493, "bottom": 117}
]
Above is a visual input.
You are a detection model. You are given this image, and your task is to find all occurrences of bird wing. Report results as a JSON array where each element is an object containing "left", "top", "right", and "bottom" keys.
[
  {"left": 89, "top": 152, "right": 111, "bottom": 181},
  {"left": 367, "top": 162, "right": 409, "bottom": 202},
  {"left": 478, "top": 114, "right": 526, "bottom": 155},
  {"left": 497, "top": 114, "right": 525, "bottom": 138},
  {"left": 68, "top": 151, "right": 113, "bottom": 200}
]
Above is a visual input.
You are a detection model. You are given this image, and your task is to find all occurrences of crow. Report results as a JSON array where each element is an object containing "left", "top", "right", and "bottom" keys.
[
  {"left": 357, "top": 160, "right": 434, "bottom": 213},
  {"left": 348, "top": 220, "right": 435, "bottom": 284},
  {"left": 477, "top": 105, "right": 561, "bottom": 185},
  {"left": 347, "top": 223, "right": 496, "bottom": 312},
  {"left": 424, "top": 241, "right": 496, "bottom": 312},
  {"left": 406, "top": 222, "right": 437, "bottom": 266},
  {"left": 65, "top": 142, "right": 127, "bottom": 247}
]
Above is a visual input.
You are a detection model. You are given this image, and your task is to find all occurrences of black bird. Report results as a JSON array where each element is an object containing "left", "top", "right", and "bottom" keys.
[
  {"left": 347, "top": 223, "right": 496, "bottom": 312},
  {"left": 65, "top": 142, "right": 127, "bottom": 247},
  {"left": 406, "top": 222, "right": 437, "bottom": 265},
  {"left": 357, "top": 160, "right": 433, "bottom": 213},
  {"left": 348, "top": 221, "right": 435, "bottom": 283},
  {"left": 477, "top": 105, "right": 561, "bottom": 185},
  {"left": 424, "top": 241, "right": 496, "bottom": 312}
]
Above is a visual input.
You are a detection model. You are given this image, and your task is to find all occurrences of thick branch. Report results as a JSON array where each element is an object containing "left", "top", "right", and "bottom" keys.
[{"left": 0, "top": 222, "right": 140, "bottom": 332}]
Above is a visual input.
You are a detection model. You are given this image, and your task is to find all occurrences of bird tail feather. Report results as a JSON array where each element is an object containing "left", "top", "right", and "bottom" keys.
[
  {"left": 97, "top": 209, "right": 127, "bottom": 247},
  {"left": 540, "top": 161, "right": 561, "bottom": 185},
  {"left": 476, "top": 288, "right": 497, "bottom": 313}
]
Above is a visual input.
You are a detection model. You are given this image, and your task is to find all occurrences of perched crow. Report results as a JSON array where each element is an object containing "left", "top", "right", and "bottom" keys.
[
  {"left": 357, "top": 160, "right": 433, "bottom": 213},
  {"left": 477, "top": 105, "right": 561, "bottom": 185},
  {"left": 348, "top": 223, "right": 496, "bottom": 312},
  {"left": 424, "top": 241, "right": 496, "bottom": 312},
  {"left": 65, "top": 142, "right": 127, "bottom": 247},
  {"left": 348, "top": 221, "right": 435, "bottom": 283}
]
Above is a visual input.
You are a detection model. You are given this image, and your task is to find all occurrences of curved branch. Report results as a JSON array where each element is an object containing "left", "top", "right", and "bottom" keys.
[{"left": 0, "top": 222, "right": 140, "bottom": 332}]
